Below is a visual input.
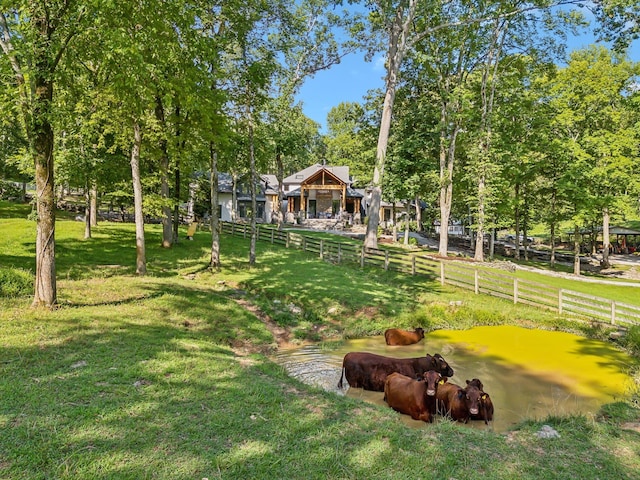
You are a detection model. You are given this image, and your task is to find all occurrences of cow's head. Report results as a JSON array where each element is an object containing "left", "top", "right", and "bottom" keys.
[
  {"left": 466, "top": 378, "right": 484, "bottom": 391},
  {"left": 431, "top": 353, "right": 454, "bottom": 377},
  {"left": 459, "top": 385, "right": 482, "bottom": 416},
  {"left": 414, "top": 327, "right": 425, "bottom": 339},
  {"left": 422, "top": 370, "right": 443, "bottom": 396}
]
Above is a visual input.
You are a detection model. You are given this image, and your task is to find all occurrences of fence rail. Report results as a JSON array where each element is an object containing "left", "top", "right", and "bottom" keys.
[{"left": 220, "top": 222, "right": 640, "bottom": 327}]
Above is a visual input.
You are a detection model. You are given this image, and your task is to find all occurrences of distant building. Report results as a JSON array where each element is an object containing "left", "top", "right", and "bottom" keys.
[{"left": 282, "top": 164, "right": 363, "bottom": 222}]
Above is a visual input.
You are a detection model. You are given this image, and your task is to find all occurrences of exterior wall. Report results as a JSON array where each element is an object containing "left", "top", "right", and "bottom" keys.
[
  {"left": 218, "top": 193, "right": 268, "bottom": 222},
  {"left": 219, "top": 193, "right": 234, "bottom": 222}
]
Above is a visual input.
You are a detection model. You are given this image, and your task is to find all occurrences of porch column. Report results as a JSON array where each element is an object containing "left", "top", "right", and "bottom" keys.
[
  {"left": 342, "top": 185, "right": 346, "bottom": 212},
  {"left": 301, "top": 186, "right": 306, "bottom": 215}
]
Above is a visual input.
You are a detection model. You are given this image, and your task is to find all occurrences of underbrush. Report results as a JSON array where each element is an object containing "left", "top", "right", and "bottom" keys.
[{"left": 0, "top": 267, "right": 33, "bottom": 297}]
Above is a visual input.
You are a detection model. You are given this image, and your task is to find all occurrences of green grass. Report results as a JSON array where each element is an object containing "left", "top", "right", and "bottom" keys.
[{"left": 1, "top": 202, "right": 639, "bottom": 479}]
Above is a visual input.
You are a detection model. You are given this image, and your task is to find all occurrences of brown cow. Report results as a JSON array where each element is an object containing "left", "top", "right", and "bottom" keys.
[
  {"left": 384, "top": 327, "right": 425, "bottom": 346},
  {"left": 466, "top": 378, "right": 494, "bottom": 424},
  {"left": 337, "top": 352, "right": 454, "bottom": 391},
  {"left": 435, "top": 381, "right": 482, "bottom": 423},
  {"left": 384, "top": 370, "right": 444, "bottom": 422}
]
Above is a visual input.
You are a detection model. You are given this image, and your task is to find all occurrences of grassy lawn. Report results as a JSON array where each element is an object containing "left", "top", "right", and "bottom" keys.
[{"left": 1, "top": 201, "right": 639, "bottom": 479}]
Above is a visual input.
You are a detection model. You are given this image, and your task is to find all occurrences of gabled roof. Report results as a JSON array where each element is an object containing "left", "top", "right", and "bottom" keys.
[
  {"left": 283, "top": 163, "right": 350, "bottom": 185},
  {"left": 217, "top": 172, "right": 266, "bottom": 200}
]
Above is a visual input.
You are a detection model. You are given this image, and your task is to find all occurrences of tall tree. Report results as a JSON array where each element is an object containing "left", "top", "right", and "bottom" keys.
[
  {"left": 0, "top": 2, "right": 95, "bottom": 306},
  {"left": 361, "top": 0, "right": 592, "bottom": 250},
  {"left": 546, "top": 46, "right": 639, "bottom": 268}
]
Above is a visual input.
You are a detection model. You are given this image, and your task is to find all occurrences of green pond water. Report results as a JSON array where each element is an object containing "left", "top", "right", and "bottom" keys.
[{"left": 275, "top": 325, "right": 637, "bottom": 432}]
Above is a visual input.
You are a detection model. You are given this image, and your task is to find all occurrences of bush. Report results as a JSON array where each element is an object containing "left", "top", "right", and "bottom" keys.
[
  {"left": 0, "top": 268, "right": 33, "bottom": 297},
  {"left": 624, "top": 325, "right": 640, "bottom": 355},
  {"left": 0, "top": 181, "right": 23, "bottom": 201}
]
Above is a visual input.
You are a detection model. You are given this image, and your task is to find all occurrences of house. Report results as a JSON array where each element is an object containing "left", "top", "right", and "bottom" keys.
[
  {"left": 187, "top": 172, "right": 276, "bottom": 223},
  {"left": 282, "top": 164, "right": 363, "bottom": 223},
  {"left": 188, "top": 164, "right": 365, "bottom": 225}
]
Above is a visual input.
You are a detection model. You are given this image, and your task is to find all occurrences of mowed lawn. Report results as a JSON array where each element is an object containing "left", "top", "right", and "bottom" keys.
[{"left": 1, "top": 203, "right": 639, "bottom": 480}]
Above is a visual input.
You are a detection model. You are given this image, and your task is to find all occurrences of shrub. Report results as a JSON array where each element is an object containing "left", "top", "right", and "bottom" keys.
[
  {"left": 0, "top": 181, "right": 23, "bottom": 201},
  {"left": 0, "top": 268, "right": 33, "bottom": 297},
  {"left": 624, "top": 325, "right": 640, "bottom": 355}
]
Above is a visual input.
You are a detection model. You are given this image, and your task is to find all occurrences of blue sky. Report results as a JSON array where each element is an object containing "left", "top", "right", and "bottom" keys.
[{"left": 296, "top": 29, "right": 640, "bottom": 133}]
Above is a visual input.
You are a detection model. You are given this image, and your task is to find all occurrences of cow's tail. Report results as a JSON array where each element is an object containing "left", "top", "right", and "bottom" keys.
[{"left": 338, "top": 367, "right": 346, "bottom": 389}]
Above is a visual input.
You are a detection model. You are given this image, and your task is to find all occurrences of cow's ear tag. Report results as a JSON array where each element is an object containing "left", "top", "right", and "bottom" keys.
[
  {"left": 438, "top": 379, "right": 445, "bottom": 385},
  {"left": 481, "top": 394, "right": 487, "bottom": 400}
]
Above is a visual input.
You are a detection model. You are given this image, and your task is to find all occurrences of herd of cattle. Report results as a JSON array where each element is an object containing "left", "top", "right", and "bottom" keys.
[{"left": 337, "top": 327, "right": 494, "bottom": 424}]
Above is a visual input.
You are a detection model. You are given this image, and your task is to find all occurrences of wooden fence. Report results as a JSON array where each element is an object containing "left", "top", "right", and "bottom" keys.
[{"left": 221, "top": 222, "right": 640, "bottom": 327}]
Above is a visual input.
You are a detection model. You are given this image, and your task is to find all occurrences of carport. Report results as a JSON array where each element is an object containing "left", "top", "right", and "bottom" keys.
[{"left": 580, "top": 225, "right": 640, "bottom": 254}]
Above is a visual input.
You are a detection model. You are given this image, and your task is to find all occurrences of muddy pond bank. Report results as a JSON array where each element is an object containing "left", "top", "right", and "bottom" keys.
[{"left": 274, "top": 326, "right": 637, "bottom": 432}]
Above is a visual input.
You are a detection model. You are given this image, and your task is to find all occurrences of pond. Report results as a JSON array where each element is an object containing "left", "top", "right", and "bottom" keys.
[{"left": 274, "top": 325, "right": 637, "bottom": 432}]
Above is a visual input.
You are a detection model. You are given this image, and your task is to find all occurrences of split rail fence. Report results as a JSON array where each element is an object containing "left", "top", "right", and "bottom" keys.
[{"left": 221, "top": 222, "right": 640, "bottom": 327}]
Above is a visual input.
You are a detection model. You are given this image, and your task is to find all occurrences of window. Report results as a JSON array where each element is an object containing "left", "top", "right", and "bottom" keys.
[{"left": 238, "top": 201, "right": 265, "bottom": 220}]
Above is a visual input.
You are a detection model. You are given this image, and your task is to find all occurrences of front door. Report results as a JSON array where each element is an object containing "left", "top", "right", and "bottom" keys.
[{"left": 316, "top": 192, "right": 332, "bottom": 217}]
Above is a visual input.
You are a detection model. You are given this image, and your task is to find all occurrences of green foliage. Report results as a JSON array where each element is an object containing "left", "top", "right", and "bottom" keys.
[
  {"left": 0, "top": 268, "right": 32, "bottom": 297},
  {"left": 624, "top": 325, "right": 640, "bottom": 355},
  {"left": 0, "top": 181, "right": 22, "bottom": 200}
]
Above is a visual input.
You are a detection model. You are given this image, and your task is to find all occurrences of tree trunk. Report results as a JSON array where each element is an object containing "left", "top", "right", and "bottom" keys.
[
  {"left": 438, "top": 116, "right": 459, "bottom": 257},
  {"left": 248, "top": 118, "right": 257, "bottom": 266},
  {"left": 414, "top": 195, "right": 422, "bottom": 232},
  {"left": 403, "top": 202, "right": 410, "bottom": 245},
  {"left": 601, "top": 207, "right": 611, "bottom": 268},
  {"left": 276, "top": 149, "right": 285, "bottom": 230},
  {"left": 155, "top": 95, "right": 173, "bottom": 248},
  {"left": 550, "top": 222, "right": 556, "bottom": 268},
  {"left": 84, "top": 184, "right": 91, "bottom": 239},
  {"left": 31, "top": 68, "right": 56, "bottom": 307},
  {"left": 365, "top": 0, "right": 416, "bottom": 249},
  {"left": 231, "top": 173, "right": 237, "bottom": 223},
  {"left": 489, "top": 227, "right": 495, "bottom": 260},
  {"left": 130, "top": 121, "right": 146, "bottom": 275},
  {"left": 210, "top": 144, "right": 220, "bottom": 270},
  {"left": 90, "top": 180, "right": 98, "bottom": 227},
  {"left": 392, "top": 202, "right": 397, "bottom": 243},
  {"left": 474, "top": 172, "right": 486, "bottom": 262},
  {"left": 573, "top": 224, "right": 581, "bottom": 276},
  {"left": 173, "top": 163, "right": 180, "bottom": 243},
  {"left": 514, "top": 183, "right": 521, "bottom": 261}
]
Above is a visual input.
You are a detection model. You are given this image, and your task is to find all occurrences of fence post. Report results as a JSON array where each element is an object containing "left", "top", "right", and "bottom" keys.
[
  {"left": 286, "top": 232, "right": 290, "bottom": 249},
  {"left": 385, "top": 251, "right": 389, "bottom": 271},
  {"left": 271, "top": 228, "right": 274, "bottom": 244},
  {"left": 411, "top": 255, "right": 416, "bottom": 276},
  {"left": 338, "top": 244, "right": 342, "bottom": 264},
  {"left": 302, "top": 236, "right": 306, "bottom": 252},
  {"left": 474, "top": 270, "right": 479, "bottom": 294},
  {"left": 256, "top": 225, "right": 260, "bottom": 240},
  {"left": 440, "top": 262, "right": 445, "bottom": 285},
  {"left": 231, "top": 223, "right": 235, "bottom": 236},
  {"left": 559, "top": 289, "right": 563, "bottom": 314},
  {"left": 611, "top": 301, "right": 616, "bottom": 325},
  {"left": 243, "top": 225, "right": 247, "bottom": 238},
  {"left": 320, "top": 239, "right": 324, "bottom": 260},
  {"left": 514, "top": 278, "right": 519, "bottom": 304},
  {"left": 360, "top": 247, "right": 365, "bottom": 267}
]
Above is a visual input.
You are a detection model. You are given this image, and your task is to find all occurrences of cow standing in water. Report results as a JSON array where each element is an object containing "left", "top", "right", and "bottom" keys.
[
  {"left": 384, "top": 370, "right": 444, "bottom": 422},
  {"left": 435, "top": 381, "right": 483, "bottom": 423},
  {"left": 465, "top": 378, "right": 494, "bottom": 424},
  {"left": 337, "top": 352, "right": 454, "bottom": 391},
  {"left": 384, "top": 327, "right": 425, "bottom": 346}
]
